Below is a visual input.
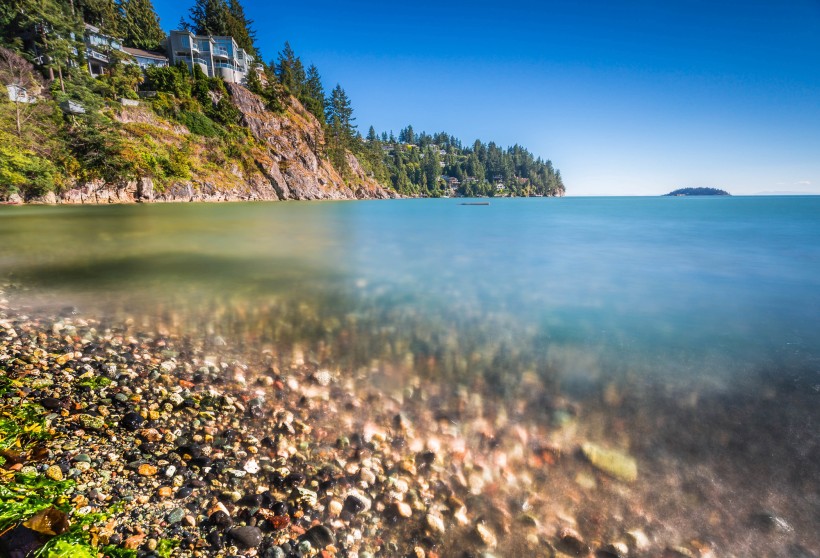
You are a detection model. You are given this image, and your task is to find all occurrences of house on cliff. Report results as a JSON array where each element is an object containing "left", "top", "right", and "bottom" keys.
[
  {"left": 122, "top": 47, "right": 169, "bottom": 70},
  {"left": 83, "top": 24, "right": 168, "bottom": 77},
  {"left": 167, "top": 30, "right": 259, "bottom": 85}
]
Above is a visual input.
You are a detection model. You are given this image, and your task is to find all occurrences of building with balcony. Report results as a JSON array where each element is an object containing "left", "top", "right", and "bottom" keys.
[
  {"left": 167, "top": 30, "right": 255, "bottom": 84},
  {"left": 122, "top": 47, "right": 169, "bottom": 70},
  {"left": 84, "top": 23, "right": 121, "bottom": 77}
]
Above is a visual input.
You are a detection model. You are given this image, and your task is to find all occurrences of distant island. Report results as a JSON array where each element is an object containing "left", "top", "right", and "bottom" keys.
[{"left": 664, "top": 187, "right": 730, "bottom": 196}]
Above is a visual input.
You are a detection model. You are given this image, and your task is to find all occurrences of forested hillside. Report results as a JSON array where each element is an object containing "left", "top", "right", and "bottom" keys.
[{"left": 0, "top": 0, "right": 564, "bottom": 201}]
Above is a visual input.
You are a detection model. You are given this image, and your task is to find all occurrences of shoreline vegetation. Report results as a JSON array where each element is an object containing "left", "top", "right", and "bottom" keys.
[
  {"left": 0, "top": 0, "right": 565, "bottom": 204},
  {"left": 0, "top": 288, "right": 818, "bottom": 558}
]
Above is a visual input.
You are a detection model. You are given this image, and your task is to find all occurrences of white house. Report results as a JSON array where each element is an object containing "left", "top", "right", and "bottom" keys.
[{"left": 167, "top": 30, "right": 256, "bottom": 84}]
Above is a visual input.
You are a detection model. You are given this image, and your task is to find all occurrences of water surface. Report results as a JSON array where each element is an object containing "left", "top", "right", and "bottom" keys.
[{"left": 1, "top": 197, "right": 818, "bottom": 555}]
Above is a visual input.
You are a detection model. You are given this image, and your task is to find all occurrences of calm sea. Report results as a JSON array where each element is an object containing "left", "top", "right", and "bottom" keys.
[
  {"left": 2, "top": 196, "right": 819, "bottom": 554},
  {"left": 1, "top": 197, "right": 819, "bottom": 389}
]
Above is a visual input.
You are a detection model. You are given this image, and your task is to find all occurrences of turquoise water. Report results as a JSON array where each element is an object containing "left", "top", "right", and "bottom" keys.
[
  {"left": 2, "top": 197, "right": 819, "bottom": 554},
  {"left": 1, "top": 197, "right": 819, "bottom": 388}
]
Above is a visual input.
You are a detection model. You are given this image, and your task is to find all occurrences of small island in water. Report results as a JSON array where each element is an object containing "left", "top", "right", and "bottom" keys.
[{"left": 665, "top": 187, "right": 730, "bottom": 196}]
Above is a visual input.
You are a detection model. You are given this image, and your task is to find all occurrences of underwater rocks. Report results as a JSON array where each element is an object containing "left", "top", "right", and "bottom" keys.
[
  {"left": 0, "top": 291, "right": 816, "bottom": 558},
  {"left": 580, "top": 442, "right": 638, "bottom": 483}
]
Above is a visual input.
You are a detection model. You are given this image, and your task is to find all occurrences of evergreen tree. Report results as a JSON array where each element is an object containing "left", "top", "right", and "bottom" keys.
[
  {"left": 79, "top": 0, "right": 121, "bottom": 35},
  {"left": 189, "top": 0, "right": 230, "bottom": 36},
  {"left": 118, "top": 0, "right": 164, "bottom": 51},
  {"left": 398, "top": 125, "right": 415, "bottom": 144},
  {"left": 9, "top": 0, "right": 83, "bottom": 86},
  {"left": 276, "top": 42, "right": 305, "bottom": 95},
  {"left": 226, "top": 0, "right": 256, "bottom": 56},
  {"left": 301, "top": 63, "right": 324, "bottom": 123},
  {"left": 422, "top": 146, "right": 440, "bottom": 191},
  {"left": 325, "top": 84, "right": 355, "bottom": 171}
]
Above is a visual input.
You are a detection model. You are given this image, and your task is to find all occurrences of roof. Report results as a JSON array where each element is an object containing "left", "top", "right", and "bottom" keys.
[{"left": 122, "top": 47, "right": 168, "bottom": 60}]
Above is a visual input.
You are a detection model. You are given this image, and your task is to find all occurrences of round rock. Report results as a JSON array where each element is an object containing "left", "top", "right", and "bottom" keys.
[
  {"left": 120, "top": 412, "right": 144, "bottom": 431},
  {"left": 301, "top": 525, "right": 335, "bottom": 549},
  {"left": 228, "top": 526, "right": 263, "bottom": 549}
]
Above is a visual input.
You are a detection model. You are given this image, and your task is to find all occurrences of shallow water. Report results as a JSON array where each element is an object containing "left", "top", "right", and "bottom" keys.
[
  {"left": 2, "top": 197, "right": 819, "bottom": 385},
  {"left": 1, "top": 197, "right": 819, "bottom": 555}
]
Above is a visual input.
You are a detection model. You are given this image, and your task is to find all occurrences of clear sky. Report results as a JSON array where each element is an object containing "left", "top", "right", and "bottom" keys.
[{"left": 153, "top": 0, "right": 820, "bottom": 196}]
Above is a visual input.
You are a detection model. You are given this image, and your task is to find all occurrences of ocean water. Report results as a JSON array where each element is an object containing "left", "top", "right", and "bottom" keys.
[
  {"left": 2, "top": 197, "right": 819, "bottom": 386},
  {"left": 1, "top": 196, "right": 819, "bottom": 554}
]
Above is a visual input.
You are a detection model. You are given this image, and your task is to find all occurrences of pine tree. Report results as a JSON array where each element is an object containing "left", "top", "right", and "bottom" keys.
[
  {"left": 276, "top": 42, "right": 305, "bottom": 95},
  {"left": 189, "top": 0, "right": 230, "bottom": 36},
  {"left": 327, "top": 84, "right": 355, "bottom": 139},
  {"left": 225, "top": 0, "right": 256, "bottom": 56},
  {"left": 301, "top": 63, "right": 324, "bottom": 123},
  {"left": 79, "top": 0, "right": 121, "bottom": 35},
  {"left": 325, "top": 84, "right": 356, "bottom": 172},
  {"left": 119, "top": 0, "right": 164, "bottom": 50},
  {"left": 16, "top": 0, "right": 83, "bottom": 86}
]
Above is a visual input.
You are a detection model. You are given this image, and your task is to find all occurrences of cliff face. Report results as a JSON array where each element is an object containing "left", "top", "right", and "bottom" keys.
[
  {"left": 227, "top": 84, "right": 394, "bottom": 201},
  {"left": 55, "top": 85, "right": 396, "bottom": 204}
]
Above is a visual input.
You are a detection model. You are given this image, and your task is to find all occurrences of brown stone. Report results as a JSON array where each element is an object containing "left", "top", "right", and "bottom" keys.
[
  {"left": 139, "top": 428, "right": 163, "bottom": 443},
  {"left": 138, "top": 464, "right": 158, "bottom": 476}
]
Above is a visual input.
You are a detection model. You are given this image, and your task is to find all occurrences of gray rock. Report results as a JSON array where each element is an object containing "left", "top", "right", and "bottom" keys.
[
  {"left": 301, "top": 525, "right": 335, "bottom": 549},
  {"left": 166, "top": 508, "right": 185, "bottom": 524},
  {"left": 137, "top": 177, "right": 154, "bottom": 201},
  {"left": 228, "top": 526, "right": 263, "bottom": 549}
]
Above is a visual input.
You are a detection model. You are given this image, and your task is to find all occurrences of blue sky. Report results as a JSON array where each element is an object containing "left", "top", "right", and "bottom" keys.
[{"left": 153, "top": 0, "right": 820, "bottom": 196}]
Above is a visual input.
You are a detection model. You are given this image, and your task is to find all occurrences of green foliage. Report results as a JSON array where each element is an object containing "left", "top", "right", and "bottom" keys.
[
  {"left": 375, "top": 126, "right": 565, "bottom": 197},
  {"left": 276, "top": 42, "right": 304, "bottom": 95},
  {"left": 144, "top": 64, "right": 192, "bottom": 98},
  {"left": 300, "top": 64, "right": 325, "bottom": 124},
  {"left": 179, "top": 110, "right": 222, "bottom": 137},
  {"left": 0, "top": 135, "right": 61, "bottom": 197},
  {"left": 96, "top": 57, "right": 143, "bottom": 100},
  {"left": 226, "top": 0, "right": 257, "bottom": 57},
  {"left": 78, "top": 0, "right": 120, "bottom": 35},
  {"left": 76, "top": 375, "right": 113, "bottom": 389},
  {"left": 191, "top": 73, "right": 239, "bottom": 126},
  {"left": 326, "top": 84, "right": 356, "bottom": 174},
  {"left": 664, "top": 187, "right": 729, "bottom": 196},
  {"left": 101, "top": 546, "right": 137, "bottom": 558},
  {"left": 118, "top": 0, "right": 165, "bottom": 51},
  {"left": 1, "top": 0, "right": 83, "bottom": 78},
  {"left": 67, "top": 116, "right": 132, "bottom": 182}
]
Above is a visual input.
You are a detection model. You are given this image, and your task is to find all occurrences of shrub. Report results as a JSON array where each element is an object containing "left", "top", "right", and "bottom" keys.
[
  {"left": 0, "top": 133, "right": 60, "bottom": 197},
  {"left": 179, "top": 111, "right": 223, "bottom": 138},
  {"left": 144, "top": 64, "right": 192, "bottom": 98}
]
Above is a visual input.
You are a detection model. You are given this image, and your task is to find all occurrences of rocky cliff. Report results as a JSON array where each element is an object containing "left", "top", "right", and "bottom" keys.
[{"left": 51, "top": 85, "right": 396, "bottom": 204}]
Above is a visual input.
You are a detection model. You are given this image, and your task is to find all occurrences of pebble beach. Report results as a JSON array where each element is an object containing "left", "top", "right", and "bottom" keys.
[{"left": 1, "top": 286, "right": 817, "bottom": 558}]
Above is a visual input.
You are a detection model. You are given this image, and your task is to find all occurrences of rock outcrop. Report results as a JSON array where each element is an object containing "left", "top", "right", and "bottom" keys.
[{"left": 50, "top": 85, "right": 396, "bottom": 205}]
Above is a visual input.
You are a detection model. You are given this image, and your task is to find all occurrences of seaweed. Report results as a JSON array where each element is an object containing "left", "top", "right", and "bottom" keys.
[
  {"left": 0, "top": 403, "right": 51, "bottom": 452},
  {"left": 0, "top": 473, "right": 74, "bottom": 533}
]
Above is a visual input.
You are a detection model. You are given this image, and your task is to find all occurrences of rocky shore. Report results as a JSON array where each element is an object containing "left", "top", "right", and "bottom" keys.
[{"left": 0, "top": 292, "right": 817, "bottom": 558}]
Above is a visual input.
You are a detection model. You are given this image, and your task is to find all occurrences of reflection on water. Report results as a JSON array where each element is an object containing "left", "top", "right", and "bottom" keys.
[{"left": 1, "top": 198, "right": 819, "bottom": 555}]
